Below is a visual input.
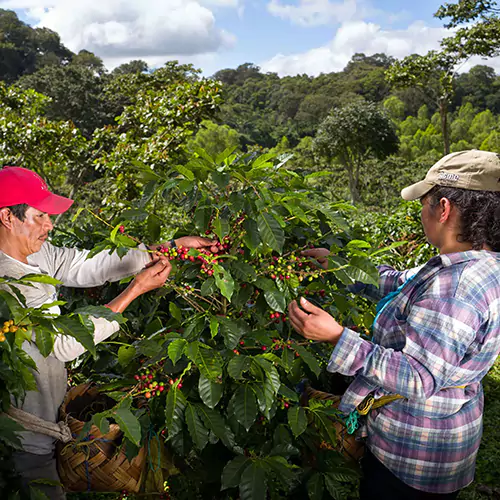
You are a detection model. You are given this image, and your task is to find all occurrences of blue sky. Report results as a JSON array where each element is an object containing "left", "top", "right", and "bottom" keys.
[{"left": 5, "top": 0, "right": 498, "bottom": 76}]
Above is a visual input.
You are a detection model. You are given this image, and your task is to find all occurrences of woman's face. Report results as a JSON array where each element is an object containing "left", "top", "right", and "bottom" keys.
[{"left": 420, "top": 194, "right": 442, "bottom": 249}]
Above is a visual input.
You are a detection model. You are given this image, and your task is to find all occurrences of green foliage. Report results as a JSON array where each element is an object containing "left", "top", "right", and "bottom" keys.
[
  {"left": 187, "top": 120, "right": 241, "bottom": 158},
  {"left": 313, "top": 100, "right": 399, "bottom": 204}
]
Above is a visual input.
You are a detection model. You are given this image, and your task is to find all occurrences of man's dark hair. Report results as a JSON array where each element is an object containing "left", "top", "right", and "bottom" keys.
[
  {"left": 5, "top": 204, "right": 29, "bottom": 222},
  {"left": 427, "top": 186, "right": 500, "bottom": 252}
]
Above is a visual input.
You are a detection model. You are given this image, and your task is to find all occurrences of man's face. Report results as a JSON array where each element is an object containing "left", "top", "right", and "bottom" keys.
[{"left": 12, "top": 206, "right": 53, "bottom": 255}]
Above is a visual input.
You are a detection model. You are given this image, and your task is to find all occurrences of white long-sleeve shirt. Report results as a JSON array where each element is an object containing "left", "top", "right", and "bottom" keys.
[{"left": 0, "top": 242, "right": 150, "bottom": 454}]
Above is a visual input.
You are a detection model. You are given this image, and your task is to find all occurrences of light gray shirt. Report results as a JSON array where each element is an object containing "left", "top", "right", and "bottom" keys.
[{"left": 0, "top": 242, "right": 150, "bottom": 454}]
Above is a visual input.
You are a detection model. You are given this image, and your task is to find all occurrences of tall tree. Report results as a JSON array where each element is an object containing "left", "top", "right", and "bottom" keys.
[
  {"left": 0, "top": 10, "right": 72, "bottom": 83},
  {"left": 313, "top": 100, "right": 399, "bottom": 203},
  {"left": 436, "top": 0, "right": 500, "bottom": 59},
  {"left": 386, "top": 51, "right": 455, "bottom": 155}
]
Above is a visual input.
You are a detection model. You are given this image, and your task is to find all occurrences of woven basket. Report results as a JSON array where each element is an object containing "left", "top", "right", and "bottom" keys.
[
  {"left": 56, "top": 384, "right": 146, "bottom": 493},
  {"left": 301, "top": 385, "right": 365, "bottom": 462}
]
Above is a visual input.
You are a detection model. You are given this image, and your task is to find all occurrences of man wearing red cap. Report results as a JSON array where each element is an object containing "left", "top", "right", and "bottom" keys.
[{"left": 0, "top": 167, "right": 216, "bottom": 499}]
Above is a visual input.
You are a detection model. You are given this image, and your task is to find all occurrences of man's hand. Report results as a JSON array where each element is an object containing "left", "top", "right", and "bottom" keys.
[
  {"left": 131, "top": 257, "right": 172, "bottom": 295},
  {"left": 302, "top": 248, "right": 330, "bottom": 270},
  {"left": 288, "top": 297, "right": 343, "bottom": 345}
]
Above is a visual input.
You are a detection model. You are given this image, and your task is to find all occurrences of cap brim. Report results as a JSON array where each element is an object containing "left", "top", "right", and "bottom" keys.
[
  {"left": 31, "top": 192, "right": 74, "bottom": 215},
  {"left": 401, "top": 180, "right": 435, "bottom": 201}
]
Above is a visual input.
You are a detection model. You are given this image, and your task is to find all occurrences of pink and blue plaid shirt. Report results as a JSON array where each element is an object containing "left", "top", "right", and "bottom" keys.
[{"left": 329, "top": 251, "right": 500, "bottom": 493}]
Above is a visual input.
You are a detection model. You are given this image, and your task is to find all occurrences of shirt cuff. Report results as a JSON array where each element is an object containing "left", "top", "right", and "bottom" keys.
[{"left": 327, "top": 327, "right": 373, "bottom": 376}]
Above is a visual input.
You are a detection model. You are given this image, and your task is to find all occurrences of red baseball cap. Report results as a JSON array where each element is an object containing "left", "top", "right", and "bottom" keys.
[{"left": 0, "top": 167, "right": 74, "bottom": 214}]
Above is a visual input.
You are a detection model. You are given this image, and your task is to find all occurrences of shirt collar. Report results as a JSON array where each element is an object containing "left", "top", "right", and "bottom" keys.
[{"left": 436, "top": 250, "right": 500, "bottom": 268}]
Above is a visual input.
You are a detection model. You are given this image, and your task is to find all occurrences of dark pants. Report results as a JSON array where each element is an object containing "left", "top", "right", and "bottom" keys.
[
  {"left": 360, "top": 449, "right": 460, "bottom": 500},
  {"left": 13, "top": 451, "right": 66, "bottom": 500}
]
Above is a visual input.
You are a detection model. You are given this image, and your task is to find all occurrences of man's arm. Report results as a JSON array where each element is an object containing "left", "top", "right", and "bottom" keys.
[
  {"left": 37, "top": 242, "right": 152, "bottom": 288},
  {"left": 52, "top": 258, "right": 171, "bottom": 362}
]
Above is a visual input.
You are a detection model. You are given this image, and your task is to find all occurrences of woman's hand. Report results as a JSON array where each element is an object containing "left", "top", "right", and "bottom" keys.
[
  {"left": 131, "top": 257, "right": 172, "bottom": 296},
  {"left": 288, "top": 297, "right": 344, "bottom": 345},
  {"left": 302, "top": 248, "right": 330, "bottom": 270},
  {"left": 174, "top": 236, "right": 220, "bottom": 253}
]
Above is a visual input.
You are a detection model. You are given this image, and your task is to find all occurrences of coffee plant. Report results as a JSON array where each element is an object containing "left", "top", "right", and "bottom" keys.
[{"left": 1, "top": 149, "right": 384, "bottom": 500}]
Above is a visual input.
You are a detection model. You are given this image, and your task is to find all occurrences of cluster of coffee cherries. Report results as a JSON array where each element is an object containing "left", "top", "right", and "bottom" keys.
[
  {"left": 158, "top": 244, "right": 219, "bottom": 276},
  {"left": 134, "top": 362, "right": 182, "bottom": 399},
  {"left": 268, "top": 311, "right": 287, "bottom": 324},
  {"left": 1, "top": 320, "right": 18, "bottom": 342},
  {"left": 265, "top": 254, "right": 320, "bottom": 282}
]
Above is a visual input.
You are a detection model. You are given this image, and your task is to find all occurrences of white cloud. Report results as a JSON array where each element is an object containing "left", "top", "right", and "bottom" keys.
[
  {"left": 4, "top": 0, "right": 237, "bottom": 68},
  {"left": 267, "top": 0, "right": 363, "bottom": 27},
  {"left": 261, "top": 20, "right": 452, "bottom": 76}
]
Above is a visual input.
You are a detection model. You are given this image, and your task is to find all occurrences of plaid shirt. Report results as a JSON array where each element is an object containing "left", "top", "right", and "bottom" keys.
[{"left": 328, "top": 251, "right": 500, "bottom": 493}]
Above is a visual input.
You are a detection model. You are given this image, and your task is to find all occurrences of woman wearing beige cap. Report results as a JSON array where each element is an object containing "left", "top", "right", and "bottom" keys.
[{"left": 288, "top": 150, "right": 500, "bottom": 499}]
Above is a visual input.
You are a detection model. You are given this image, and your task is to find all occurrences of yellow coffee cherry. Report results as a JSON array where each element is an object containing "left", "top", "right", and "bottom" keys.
[
  {"left": 2, "top": 326, "right": 9, "bottom": 334},
  {"left": 8, "top": 320, "right": 13, "bottom": 325},
  {"left": 9, "top": 326, "right": 18, "bottom": 333},
  {"left": 0, "top": 335, "right": 5, "bottom": 342},
  {"left": 3, "top": 321, "right": 9, "bottom": 327}
]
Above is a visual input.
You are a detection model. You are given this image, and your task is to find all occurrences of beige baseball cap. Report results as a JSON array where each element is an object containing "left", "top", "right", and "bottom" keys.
[{"left": 401, "top": 150, "right": 500, "bottom": 201}]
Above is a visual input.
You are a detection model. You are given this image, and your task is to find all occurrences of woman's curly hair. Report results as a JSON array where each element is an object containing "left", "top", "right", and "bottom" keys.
[{"left": 427, "top": 186, "right": 500, "bottom": 252}]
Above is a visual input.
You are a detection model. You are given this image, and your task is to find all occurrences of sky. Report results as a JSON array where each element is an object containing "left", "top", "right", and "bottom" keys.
[{"left": 3, "top": 0, "right": 500, "bottom": 77}]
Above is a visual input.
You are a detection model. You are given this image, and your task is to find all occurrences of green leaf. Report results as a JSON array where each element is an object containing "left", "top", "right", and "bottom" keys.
[
  {"left": 147, "top": 214, "right": 162, "bottom": 241},
  {"left": 185, "top": 402, "right": 209, "bottom": 451},
  {"left": 263, "top": 288, "right": 286, "bottom": 314},
  {"left": 254, "top": 277, "right": 275, "bottom": 291},
  {"left": 228, "top": 355, "right": 252, "bottom": 380},
  {"left": 209, "top": 315, "right": 219, "bottom": 339},
  {"left": 186, "top": 342, "right": 223, "bottom": 380},
  {"left": 257, "top": 213, "right": 284, "bottom": 253},
  {"left": 92, "top": 413, "right": 110, "bottom": 435},
  {"left": 117, "top": 345, "right": 135, "bottom": 368},
  {"left": 243, "top": 219, "right": 261, "bottom": 251},
  {"left": 196, "top": 404, "right": 235, "bottom": 449},
  {"left": 263, "top": 455, "right": 296, "bottom": 483},
  {"left": 194, "top": 206, "right": 212, "bottom": 233},
  {"left": 220, "top": 319, "right": 245, "bottom": 349},
  {"left": 18, "top": 274, "right": 61, "bottom": 286},
  {"left": 169, "top": 302, "right": 182, "bottom": 322},
  {"left": 295, "top": 346, "right": 322, "bottom": 377},
  {"left": 231, "top": 262, "right": 257, "bottom": 282},
  {"left": 121, "top": 208, "right": 149, "bottom": 221},
  {"left": 0, "top": 290, "right": 23, "bottom": 322},
  {"left": 165, "top": 387, "right": 187, "bottom": 436},
  {"left": 29, "top": 487, "right": 50, "bottom": 500},
  {"left": 239, "top": 462, "right": 267, "bottom": 500},
  {"left": 287, "top": 406, "right": 307, "bottom": 438},
  {"left": 175, "top": 164, "right": 195, "bottom": 181},
  {"left": 113, "top": 408, "right": 141, "bottom": 446},
  {"left": 232, "top": 385, "right": 257, "bottom": 431},
  {"left": 307, "top": 473, "right": 324, "bottom": 500},
  {"left": 346, "top": 256, "right": 379, "bottom": 287},
  {"left": 168, "top": 339, "right": 187, "bottom": 365},
  {"left": 198, "top": 373, "right": 223, "bottom": 409},
  {"left": 221, "top": 455, "right": 251, "bottom": 490},
  {"left": 0, "top": 414, "right": 23, "bottom": 448},
  {"left": 201, "top": 278, "right": 216, "bottom": 296},
  {"left": 213, "top": 217, "right": 229, "bottom": 242},
  {"left": 54, "top": 315, "right": 96, "bottom": 357},
  {"left": 324, "top": 473, "right": 344, "bottom": 500},
  {"left": 213, "top": 264, "right": 235, "bottom": 301},
  {"left": 73, "top": 305, "right": 126, "bottom": 324},
  {"left": 34, "top": 327, "right": 54, "bottom": 357}
]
